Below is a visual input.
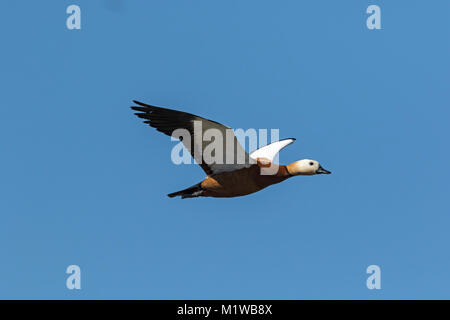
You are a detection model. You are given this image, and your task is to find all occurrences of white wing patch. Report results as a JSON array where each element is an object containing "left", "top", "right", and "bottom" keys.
[{"left": 249, "top": 138, "right": 296, "bottom": 162}]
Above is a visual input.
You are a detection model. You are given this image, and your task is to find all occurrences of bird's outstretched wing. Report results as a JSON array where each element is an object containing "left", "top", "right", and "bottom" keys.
[
  {"left": 249, "top": 138, "right": 296, "bottom": 162},
  {"left": 131, "top": 100, "right": 251, "bottom": 175}
]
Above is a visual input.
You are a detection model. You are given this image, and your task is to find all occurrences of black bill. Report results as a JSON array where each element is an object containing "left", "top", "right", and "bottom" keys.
[{"left": 316, "top": 165, "right": 331, "bottom": 174}]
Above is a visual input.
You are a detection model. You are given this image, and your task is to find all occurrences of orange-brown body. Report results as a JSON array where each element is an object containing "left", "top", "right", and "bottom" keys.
[{"left": 200, "top": 164, "right": 291, "bottom": 198}]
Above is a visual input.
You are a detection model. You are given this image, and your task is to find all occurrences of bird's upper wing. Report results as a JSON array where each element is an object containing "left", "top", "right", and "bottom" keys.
[
  {"left": 131, "top": 100, "right": 251, "bottom": 175},
  {"left": 249, "top": 138, "right": 296, "bottom": 162}
]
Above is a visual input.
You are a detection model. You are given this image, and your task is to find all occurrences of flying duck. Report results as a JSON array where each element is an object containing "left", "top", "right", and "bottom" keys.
[{"left": 131, "top": 100, "right": 331, "bottom": 198}]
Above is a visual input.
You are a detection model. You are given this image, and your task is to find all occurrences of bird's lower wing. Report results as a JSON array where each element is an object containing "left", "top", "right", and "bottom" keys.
[{"left": 131, "top": 100, "right": 251, "bottom": 175}]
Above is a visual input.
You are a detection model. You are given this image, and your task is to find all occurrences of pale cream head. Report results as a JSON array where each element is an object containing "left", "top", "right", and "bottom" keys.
[{"left": 286, "top": 159, "right": 331, "bottom": 176}]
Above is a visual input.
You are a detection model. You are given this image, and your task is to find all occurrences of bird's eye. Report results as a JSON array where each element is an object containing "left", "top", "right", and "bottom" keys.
[{"left": 309, "top": 162, "right": 314, "bottom": 166}]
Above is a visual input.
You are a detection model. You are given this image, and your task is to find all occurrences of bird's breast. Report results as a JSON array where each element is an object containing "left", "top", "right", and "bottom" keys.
[{"left": 201, "top": 165, "right": 288, "bottom": 198}]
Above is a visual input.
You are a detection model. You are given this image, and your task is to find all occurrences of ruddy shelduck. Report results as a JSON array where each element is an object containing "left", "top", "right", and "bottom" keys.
[{"left": 131, "top": 100, "right": 331, "bottom": 198}]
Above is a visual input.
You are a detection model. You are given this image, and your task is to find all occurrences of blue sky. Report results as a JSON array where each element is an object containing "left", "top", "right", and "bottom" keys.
[{"left": 0, "top": 1, "right": 449, "bottom": 299}]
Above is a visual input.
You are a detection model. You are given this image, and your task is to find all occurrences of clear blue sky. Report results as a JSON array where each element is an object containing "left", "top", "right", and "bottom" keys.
[{"left": 0, "top": 1, "right": 449, "bottom": 299}]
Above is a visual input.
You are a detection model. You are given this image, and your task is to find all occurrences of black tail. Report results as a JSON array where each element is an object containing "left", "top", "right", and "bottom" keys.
[{"left": 168, "top": 183, "right": 203, "bottom": 199}]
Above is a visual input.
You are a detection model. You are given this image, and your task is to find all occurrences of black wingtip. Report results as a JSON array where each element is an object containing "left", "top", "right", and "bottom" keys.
[
  {"left": 131, "top": 100, "right": 142, "bottom": 110},
  {"left": 132, "top": 100, "right": 148, "bottom": 107},
  {"left": 131, "top": 106, "right": 147, "bottom": 112}
]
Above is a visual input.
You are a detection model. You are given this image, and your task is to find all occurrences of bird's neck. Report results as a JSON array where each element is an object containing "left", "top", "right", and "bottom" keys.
[{"left": 277, "top": 165, "right": 293, "bottom": 178}]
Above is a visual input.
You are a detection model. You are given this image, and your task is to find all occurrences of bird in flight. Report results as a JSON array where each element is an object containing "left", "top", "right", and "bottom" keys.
[{"left": 131, "top": 100, "right": 331, "bottom": 198}]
